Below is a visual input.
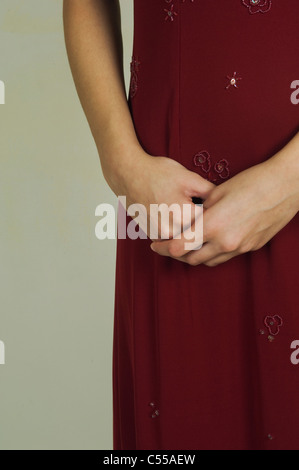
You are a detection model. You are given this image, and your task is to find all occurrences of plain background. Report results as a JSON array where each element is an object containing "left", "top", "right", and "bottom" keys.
[{"left": 0, "top": 0, "right": 133, "bottom": 449}]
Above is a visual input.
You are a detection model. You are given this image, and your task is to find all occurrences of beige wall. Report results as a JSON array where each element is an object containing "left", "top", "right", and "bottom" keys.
[{"left": 0, "top": 0, "right": 133, "bottom": 450}]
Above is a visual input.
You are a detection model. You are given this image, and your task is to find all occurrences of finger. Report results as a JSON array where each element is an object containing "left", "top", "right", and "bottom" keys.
[
  {"left": 149, "top": 198, "right": 202, "bottom": 241},
  {"left": 151, "top": 207, "right": 204, "bottom": 257},
  {"left": 150, "top": 239, "right": 175, "bottom": 257},
  {"left": 203, "top": 252, "right": 238, "bottom": 267},
  {"left": 179, "top": 242, "right": 217, "bottom": 265},
  {"left": 150, "top": 231, "right": 197, "bottom": 258},
  {"left": 182, "top": 244, "right": 238, "bottom": 266},
  {"left": 186, "top": 171, "right": 215, "bottom": 201}
]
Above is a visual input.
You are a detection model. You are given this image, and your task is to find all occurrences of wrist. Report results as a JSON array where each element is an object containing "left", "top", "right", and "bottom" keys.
[
  {"left": 99, "top": 141, "right": 151, "bottom": 197},
  {"left": 269, "top": 132, "right": 299, "bottom": 209}
]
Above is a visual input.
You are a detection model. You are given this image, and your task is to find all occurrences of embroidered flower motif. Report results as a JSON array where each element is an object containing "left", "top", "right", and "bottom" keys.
[
  {"left": 226, "top": 72, "right": 242, "bottom": 90},
  {"left": 164, "top": 3, "right": 178, "bottom": 21},
  {"left": 193, "top": 151, "right": 211, "bottom": 173},
  {"left": 264, "top": 315, "right": 283, "bottom": 336},
  {"left": 214, "top": 159, "right": 230, "bottom": 180},
  {"left": 163, "top": 0, "right": 195, "bottom": 23},
  {"left": 149, "top": 402, "right": 160, "bottom": 418},
  {"left": 193, "top": 151, "right": 230, "bottom": 185},
  {"left": 242, "top": 0, "right": 272, "bottom": 14},
  {"left": 129, "top": 56, "right": 141, "bottom": 99}
]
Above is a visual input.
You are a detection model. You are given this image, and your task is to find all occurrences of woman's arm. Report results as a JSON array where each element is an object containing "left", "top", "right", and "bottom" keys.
[
  {"left": 63, "top": 0, "right": 214, "bottom": 238},
  {"left": 63, "top": 0, "right": 141, "bottom": 194}
]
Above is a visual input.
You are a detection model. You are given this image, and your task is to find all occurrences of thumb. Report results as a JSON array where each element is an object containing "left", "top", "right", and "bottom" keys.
[{"left": 187, "top": 171, "right": 215, "bottom": 201}]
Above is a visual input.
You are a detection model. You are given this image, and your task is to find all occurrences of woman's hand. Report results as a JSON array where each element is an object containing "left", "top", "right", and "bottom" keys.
[
  {"left": 150, "top": 151, "right": 299, "bottom": 266},
  {"left": 104, "top": 146, "right": 215, "bottom": 240}
]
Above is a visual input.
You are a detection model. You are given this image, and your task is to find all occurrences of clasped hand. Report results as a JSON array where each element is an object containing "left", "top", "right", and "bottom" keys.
[{"left": 149, "top": 156, "right": 299, "bottom": 267}]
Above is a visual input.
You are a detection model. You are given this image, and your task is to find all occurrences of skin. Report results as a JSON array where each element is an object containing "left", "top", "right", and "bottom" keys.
[
  {"left": 63, "top": 0, "right": 213, "bottom": 237},
  {"left": 64, "top": 0, "right": 299, "bottom": 268},
  {"left": 151, "top": 138, "right": 299, "bottom": 266}
]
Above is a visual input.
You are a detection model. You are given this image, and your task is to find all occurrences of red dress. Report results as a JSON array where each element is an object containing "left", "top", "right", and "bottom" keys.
[{"left": 113, "top": 0, "right": 299, "bottom": 450}]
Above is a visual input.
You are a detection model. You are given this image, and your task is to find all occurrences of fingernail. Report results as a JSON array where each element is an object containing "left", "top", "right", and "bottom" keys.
[{"left": 150, "top": 244, "right": 156, "bottom": 252}]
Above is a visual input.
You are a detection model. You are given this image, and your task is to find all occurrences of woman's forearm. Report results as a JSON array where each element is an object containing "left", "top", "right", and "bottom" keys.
[
  {"left": 63, "top": 0, "right": 143, "bottom": 193},
  {"left": 269, "top": 131, "right": 299, "bottom": 209}
]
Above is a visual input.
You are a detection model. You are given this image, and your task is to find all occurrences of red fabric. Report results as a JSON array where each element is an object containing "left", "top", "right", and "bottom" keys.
[{"left": 112, "top": 0, "right": 299, "bottom": 450}]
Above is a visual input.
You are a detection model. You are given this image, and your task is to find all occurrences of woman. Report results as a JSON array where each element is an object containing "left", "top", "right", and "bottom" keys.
[{"left": 63, "top": 0, "right": 299, "bottom": 450}]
